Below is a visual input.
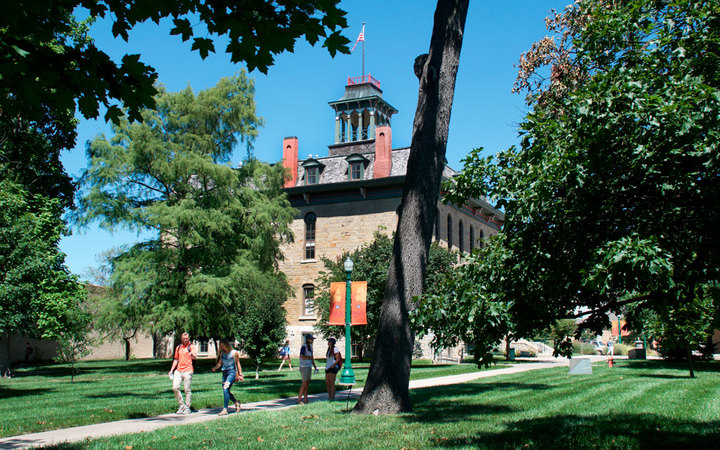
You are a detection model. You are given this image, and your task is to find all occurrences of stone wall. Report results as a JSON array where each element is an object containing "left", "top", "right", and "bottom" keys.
[{"left": 279, "top": 196, "right": 400, "bottom": 327}]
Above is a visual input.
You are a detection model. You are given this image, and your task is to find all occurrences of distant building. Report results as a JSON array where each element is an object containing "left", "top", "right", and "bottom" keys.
[{"left": 276, "top": 75, "right": 504, "bottom": 358}]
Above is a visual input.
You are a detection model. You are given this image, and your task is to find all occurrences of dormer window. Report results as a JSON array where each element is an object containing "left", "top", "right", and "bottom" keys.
[
  {"left": 345, "top": 153, "right": 368, "bottom": 181},
  {"left": 350, "top": 162, "right": 362, "bottom": 180},
  {"left": 302, "top": 159, "right": 324, "bottom": 185},
  {"left": 306, "top": 167, "right": 318, "bottom": 184}
]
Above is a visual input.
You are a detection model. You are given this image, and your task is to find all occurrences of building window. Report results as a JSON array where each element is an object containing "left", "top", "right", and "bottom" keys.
[
  {"left": 304, "top": 213, "right": 316, "bottom": 259},
  {"left": 350, "top": 161, "right": 363, "bottom": 180},
  {"left": 470, "top": 227, "right": 475, "bottom": 252},
  {"left": 306, "top": 167, "right": 318, "bottom": 185},
  {"left": 459, "top": 220, "right": 465, "bottom": 253},
  {"left": 303, "top": 284, "right": 315, "bottom": 316},
  {"left": 346, "top": 154, "right": 367, "bottom": 181},
  {"left": 479, "top": 229, "right": 485, "bottom": 248},
  {"left": 199, "top": 340, "right": 209, "bottom": 353},
  {"left": 447, "top": 214, "right": 453, "bottom": 249},
  {"left": 435, "top": 211, "right": 440, "bottom": 241}
]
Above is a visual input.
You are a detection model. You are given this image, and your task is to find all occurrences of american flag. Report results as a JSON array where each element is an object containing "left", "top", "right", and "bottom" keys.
[{"left": 351, "top": 24, "right": 365, "bottom": 53}]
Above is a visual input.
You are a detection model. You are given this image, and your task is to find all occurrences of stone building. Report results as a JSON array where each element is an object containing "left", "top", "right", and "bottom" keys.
[{"left": 276, "top": 75, "right": 504, "bottom": 359}]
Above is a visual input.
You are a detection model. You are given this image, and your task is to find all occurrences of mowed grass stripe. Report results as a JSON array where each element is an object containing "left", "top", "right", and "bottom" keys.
[
  {"left": 0, "top": 358, "right": 487, "bottom": 438},
  {"left": 70, "top": 360, "right": 720, "bottom": 449}
]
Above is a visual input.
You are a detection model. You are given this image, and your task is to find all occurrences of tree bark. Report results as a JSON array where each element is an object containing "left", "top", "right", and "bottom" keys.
[
  {"left": 0, "top": 333, "right": 10, "bottom": 376},
  {"left": 352, "top": 0, "right": 469, "bottom": 415},
  {"left": 124, "top": 338, "right": 131, "bottom": 361},
  {"left": 687, "top": 345, "right": 695, "bottom": 379}
]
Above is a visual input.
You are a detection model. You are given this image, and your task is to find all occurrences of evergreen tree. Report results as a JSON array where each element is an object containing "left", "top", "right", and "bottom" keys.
[{"left": 75, "top": 73, "right": 294, "bottom": 344}]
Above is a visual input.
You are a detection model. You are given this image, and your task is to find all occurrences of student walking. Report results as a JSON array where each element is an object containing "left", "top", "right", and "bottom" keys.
[
  {"left": 324, "top": 337, "right": 342, "bottom": 401},
  {"left": 168, "top": 332, "right": 197, "bottom": 414},
  {"left": 212, "top": 339, "right": 244, "bottom": 415},
  {"left": 297, "top": 335, "right": 318, "bottom": 404},
  {"left": 278, "top": 340, "right": 292, "bottom": 370}
]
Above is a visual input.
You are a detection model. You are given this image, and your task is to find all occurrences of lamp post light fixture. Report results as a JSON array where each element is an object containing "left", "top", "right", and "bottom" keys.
[{"left": 339, "top": 256, "right": 356, "bottom": 385}]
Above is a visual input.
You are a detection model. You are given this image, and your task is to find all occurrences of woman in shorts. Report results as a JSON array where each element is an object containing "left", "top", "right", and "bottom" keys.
[
  {"left": 278, "top": 340, "right": 292, "bottom": 370},
  {"left": 324, "top": 337, "right": 342, "bottom": 401},
  {"left": 297, "top": 335, "right": 318, "bottom": 404}
]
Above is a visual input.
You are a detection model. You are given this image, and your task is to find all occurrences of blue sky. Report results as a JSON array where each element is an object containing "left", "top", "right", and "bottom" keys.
[{"left": 61, "top": 1, "right": 570, "bottom": 278}]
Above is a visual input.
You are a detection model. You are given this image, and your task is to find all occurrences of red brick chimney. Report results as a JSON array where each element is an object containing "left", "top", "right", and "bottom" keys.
[
  {"left": 282, "top": 136, "right": 298, "bottom": 187},
  {"left": 373, "top": 125, "right": 392, "bottom": 178}
]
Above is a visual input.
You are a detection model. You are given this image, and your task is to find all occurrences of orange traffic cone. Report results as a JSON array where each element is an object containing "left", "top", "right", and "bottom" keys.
[{"left": 607, "top": 355, "right": 614, "bottom": 368}]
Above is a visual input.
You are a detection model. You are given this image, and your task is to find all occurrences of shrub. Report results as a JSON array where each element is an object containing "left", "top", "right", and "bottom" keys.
[{"left": 573, "top": 342, "right": 596, "bottom": 355}]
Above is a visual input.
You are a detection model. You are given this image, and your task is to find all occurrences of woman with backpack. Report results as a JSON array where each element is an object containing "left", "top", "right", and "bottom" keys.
[
  {"left": 212, "top": 339, "right": 244, "bottom": 415},
  {"left": 324, "top": 337, "right": 342, "bottom": 401}
]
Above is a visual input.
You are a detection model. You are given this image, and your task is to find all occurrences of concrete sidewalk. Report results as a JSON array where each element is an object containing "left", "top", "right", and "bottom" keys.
[{"left": 0, "top": 356, "right": 601, "bottom": 449}]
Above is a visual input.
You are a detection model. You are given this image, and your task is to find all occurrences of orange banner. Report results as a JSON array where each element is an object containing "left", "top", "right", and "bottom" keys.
[
  {"left": 611, "top": 320, "right": 630, "bottom": 337},
  {"left": 328, "top": 281, "right": 367, "bottom": 325}
]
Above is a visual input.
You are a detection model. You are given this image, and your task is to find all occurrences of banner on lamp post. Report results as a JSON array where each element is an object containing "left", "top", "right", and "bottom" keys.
[{"left": 328, "top": 281, "right": 367, "bottom": 325}]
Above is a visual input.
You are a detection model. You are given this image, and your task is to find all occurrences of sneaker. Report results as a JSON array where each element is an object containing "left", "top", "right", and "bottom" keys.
[{"left": 176, "top": 405, "right": 186, "bottom": 414}]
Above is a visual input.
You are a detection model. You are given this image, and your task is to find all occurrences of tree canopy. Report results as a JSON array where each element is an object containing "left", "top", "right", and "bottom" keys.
[
  {"left": 1, "top": 0, "right": 350, "bottom": 126},
  {"left": 446, "top": 0, "right": 720, "bottom": 360},
  {"left": 0, "top": 178, "right": 88, "bottom": 372},
  {"left": 75, "top": 73, "right": 295, "bottom": 342}
]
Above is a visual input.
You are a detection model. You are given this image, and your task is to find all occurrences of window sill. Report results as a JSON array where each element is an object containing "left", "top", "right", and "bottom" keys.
[
  {"left": 300, "top": 259, "right": 317, "bottom": 264},
  {"left": 299, "top": 316, "right": 317, "bottom": 321}
]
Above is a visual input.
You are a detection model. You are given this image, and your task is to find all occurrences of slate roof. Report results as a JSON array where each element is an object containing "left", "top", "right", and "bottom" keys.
[{"left": 295, "top": 147, "right": 457, "bottom": 186}]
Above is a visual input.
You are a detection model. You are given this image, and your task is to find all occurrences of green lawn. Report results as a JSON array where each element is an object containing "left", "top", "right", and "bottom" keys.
[
  {"left": 0, "top": 358, "right": 487, "bottom": 438},
  {"left": 62, "top": 359, "right": 720, "bottom": 449}
]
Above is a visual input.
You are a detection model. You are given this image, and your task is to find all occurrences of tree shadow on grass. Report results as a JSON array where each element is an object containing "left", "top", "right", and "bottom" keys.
[
  {"left": 621, "top": 359, "right": 720, "bottom": 374},
  {"left": 0, "top": 386, "right": 54, "bottom": 399},
  {"left": 431, "top": 413, "right": 720, "bottom": 449},
  {"left": 404, "top": 382, "right": 550, "bottom": 424}
]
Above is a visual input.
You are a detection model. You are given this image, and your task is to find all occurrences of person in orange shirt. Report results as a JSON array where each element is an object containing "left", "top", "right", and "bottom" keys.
[{"left": 168, "top": 332, "right": 197, "bottom": 414}]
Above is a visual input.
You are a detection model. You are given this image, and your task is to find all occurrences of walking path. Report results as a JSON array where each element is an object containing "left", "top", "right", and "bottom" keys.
[{"left": 0, "top": 356, "right": 611, "bottom": 449}]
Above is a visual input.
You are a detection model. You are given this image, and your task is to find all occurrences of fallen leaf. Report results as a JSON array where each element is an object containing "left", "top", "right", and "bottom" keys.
[
  {"left": 257, "top": 437, "right": 264, "bottom": 442},
  {"left": 125, "top": 446, "right": 133, "bottom": 450}
]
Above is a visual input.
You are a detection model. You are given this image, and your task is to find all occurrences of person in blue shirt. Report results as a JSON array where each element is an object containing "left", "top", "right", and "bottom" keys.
[{"left": 278, "top": 340, "right": 292, "bottom": 370}]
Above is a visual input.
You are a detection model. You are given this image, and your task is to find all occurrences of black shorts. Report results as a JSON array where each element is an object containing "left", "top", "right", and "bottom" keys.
[{"left": 325, "top": 366, "right": 339, "bottom": 374}]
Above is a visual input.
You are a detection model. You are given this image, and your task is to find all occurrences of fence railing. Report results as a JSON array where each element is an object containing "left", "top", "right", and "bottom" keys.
[{"left": 347, "top": 74, "right": 380, "bottom": 89}]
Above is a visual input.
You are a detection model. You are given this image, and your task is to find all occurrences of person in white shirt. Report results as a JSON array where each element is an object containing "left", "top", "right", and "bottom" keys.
[
  {"left": 297, "top": 335, "right": 318, "bottom": 404},
  {"left": 324, "top": 337, "right": 343, "bottom": 401}
]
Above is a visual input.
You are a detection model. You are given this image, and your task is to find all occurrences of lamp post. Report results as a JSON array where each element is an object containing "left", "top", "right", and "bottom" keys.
[{"left": 339, "top": 257, "right": 356, "bottom": 385}]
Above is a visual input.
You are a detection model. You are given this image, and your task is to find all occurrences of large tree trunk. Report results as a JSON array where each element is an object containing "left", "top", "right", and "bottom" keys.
[
  {"left": 124, "top": 338, "right": 131, "bottom": 361},
  {"left": 687, "top": 345, "right": 695, "bottom": 378},
  {"left": 0, "top": 333, "right": 11, "bottom": 376},
  {"left": 352, "top": 0, "right": 469, "bottom": 415}
]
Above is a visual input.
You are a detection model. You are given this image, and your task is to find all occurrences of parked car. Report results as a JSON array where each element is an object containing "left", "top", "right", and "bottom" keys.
[{"left": 589, "top": 340, "right": 606, "bottom": 355}]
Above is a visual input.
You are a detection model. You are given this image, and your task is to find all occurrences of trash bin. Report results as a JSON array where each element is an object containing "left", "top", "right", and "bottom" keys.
[{"left": 508, "top": 348, "right": 516, "bottom": 360}]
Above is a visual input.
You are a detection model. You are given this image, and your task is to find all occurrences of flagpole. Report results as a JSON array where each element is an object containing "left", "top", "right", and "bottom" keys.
[{"left": 362, "top": 22, "right": 365, "bottom": 78}]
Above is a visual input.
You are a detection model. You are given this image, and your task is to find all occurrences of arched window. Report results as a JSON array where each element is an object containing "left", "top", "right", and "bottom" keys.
[
  {"left": 479, "top": 229, "right": 485, "bottom": 248},
  {"left": 304, "top": 213, "right": 316, "bottom": 259},
  {"left": 459, "top": 220, "right": 464, "bottom": 253},
  {"left": 447, "top": 214, "right": 453, "bottom": 249},
  {"left": 302, "top": 284, "right": 315, "bottom": 316},
  {"left": 469, "top": 227, "right": 475, "bottom": 253},
  {"left": 435, "top": 209, "right": 440, "bottom": 241}
]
